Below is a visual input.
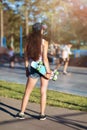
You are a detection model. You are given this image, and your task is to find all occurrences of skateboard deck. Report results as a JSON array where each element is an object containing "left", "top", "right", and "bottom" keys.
[{"left": 31, "top": 61, "right": 46, "bottom": 76}]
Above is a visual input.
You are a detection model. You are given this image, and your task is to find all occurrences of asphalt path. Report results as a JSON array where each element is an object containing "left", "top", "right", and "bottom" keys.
[
  {"left": 1, "top": 97, "right": 87, "bottom": 130},
  {"left": 0, "top": 63, "right": 87, "bottom": 97}
]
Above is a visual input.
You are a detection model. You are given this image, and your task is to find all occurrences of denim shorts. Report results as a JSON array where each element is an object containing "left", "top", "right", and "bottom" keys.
[{"left": 28, "top": 67, "right": 42, "bottom": 78}]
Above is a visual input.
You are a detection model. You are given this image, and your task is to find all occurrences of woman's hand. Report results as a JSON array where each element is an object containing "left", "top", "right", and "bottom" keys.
[{"left": 45, "top": 71, "right": 51, "bottom": 80}]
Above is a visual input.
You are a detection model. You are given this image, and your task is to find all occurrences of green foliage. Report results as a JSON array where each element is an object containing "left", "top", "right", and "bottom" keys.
[
  {"left": 3, "top": 10, "right": 26, "bottom": 48},
  {"left": 1, "top": 0, "right": 87, "bottom": 48}
]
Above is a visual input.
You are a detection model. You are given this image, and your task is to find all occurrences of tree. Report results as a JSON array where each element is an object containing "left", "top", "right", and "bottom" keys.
[
  {"left": 0, "top": 1, "right": 4, "bottom": 46},
  {"left": 1, "top": 0, "right": 87, "bottom": 48}
]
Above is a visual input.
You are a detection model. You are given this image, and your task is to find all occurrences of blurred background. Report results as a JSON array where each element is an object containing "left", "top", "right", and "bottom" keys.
[{"left": 0, "top": 0, "right": 87, "bottom": 67}]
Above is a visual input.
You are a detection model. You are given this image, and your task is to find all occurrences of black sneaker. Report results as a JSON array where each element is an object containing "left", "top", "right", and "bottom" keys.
[
  {"left": 39, "top": 115, "right": 46, "bottom": 120},
  {"left": 15, "top": 112, "right": 25, "bottom": 119}
]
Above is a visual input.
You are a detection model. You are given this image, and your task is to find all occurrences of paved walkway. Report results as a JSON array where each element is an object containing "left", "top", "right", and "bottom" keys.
[{"left": 0, "top": 97, "right": 87, "bottom": 130}]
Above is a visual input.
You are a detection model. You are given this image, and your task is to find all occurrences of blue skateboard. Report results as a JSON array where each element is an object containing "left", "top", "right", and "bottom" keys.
[{"left": 31, "top": 61, "right": 46, "bottom": 76}]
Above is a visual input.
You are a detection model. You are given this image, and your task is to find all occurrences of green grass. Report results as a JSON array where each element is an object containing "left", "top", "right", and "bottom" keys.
[{"left": 0, "top": 80, "right": 87, "bottom": 111}]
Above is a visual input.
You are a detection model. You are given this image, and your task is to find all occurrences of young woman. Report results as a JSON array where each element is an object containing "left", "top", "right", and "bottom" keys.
[{"left": 16, "top": 22, "right": 51, "bottom": 120}]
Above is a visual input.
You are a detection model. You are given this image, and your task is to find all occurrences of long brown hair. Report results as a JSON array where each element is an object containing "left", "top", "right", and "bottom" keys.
[{"left": 25, "top": 31, "right": 42, "bottom": 61}]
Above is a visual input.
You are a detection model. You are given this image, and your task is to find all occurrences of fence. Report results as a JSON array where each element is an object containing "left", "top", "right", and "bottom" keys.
[{"left": 72, "top": 50, "right": 87, "bottom": 57}]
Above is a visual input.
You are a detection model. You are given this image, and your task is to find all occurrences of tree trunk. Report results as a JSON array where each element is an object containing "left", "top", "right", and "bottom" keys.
[
  {"left": 25, "top": 9, "right": 29, "bottom": 36},
  {"left": 1, "top": 9, "right": 4, "bottom": 46},
  {"left": 77, "top": 40, "right": 80, "bottom": 49}
]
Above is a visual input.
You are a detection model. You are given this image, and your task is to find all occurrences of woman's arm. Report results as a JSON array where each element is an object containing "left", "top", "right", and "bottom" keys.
[
  {"left": 24, "top": 43, "right": 29, "bottom": 68},
  {"left": 24, "top": 43, "right": 30, "bottom": 77},
  {"left": 42, "top": 40, "right": 51, "bottom": 78}
]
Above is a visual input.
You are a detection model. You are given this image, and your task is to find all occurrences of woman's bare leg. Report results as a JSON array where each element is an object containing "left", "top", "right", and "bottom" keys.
[
  {"left": 40, "top": 77, "right": 49, "bottom": 115},
  {"left": 63, "top": 61, "right": 69, "bottom": 72},
  {"left": 21, "top": 77, "right": 38, "bottom": 113}
]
